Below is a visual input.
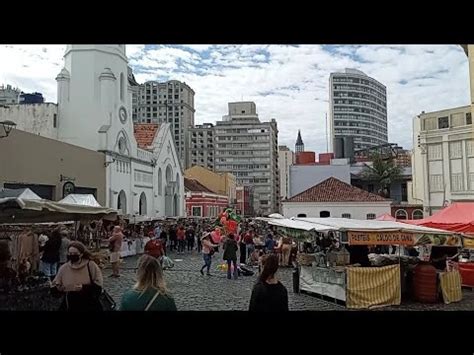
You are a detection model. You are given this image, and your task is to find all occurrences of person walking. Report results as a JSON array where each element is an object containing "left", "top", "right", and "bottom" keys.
[
  {"left": 52, "top": 241, "right": 104, "bottom": 311},
  {"left": 265, "top": 233, "right": 276, "bottom": 254},
  {"left": 159, "top": 230, "right": 168, "bottom": 256},
  {"left": 249, "top": 254, "right": 288, "bottom": 312},
  {"left": 281, "top": 235, "right": 292, "bottom": 267},
  {"left": 108, "top": 226, "right": 124, "bottom": 278},
  {"left": 169, "top": 225, "right": 177, "bottom": 252},
  {"left": 40, "top": 228, "right": 62, "bottom": 280},
  {"left": 239, "top": 230, "right": 247, "bottom": 264},
  {"left": 120, "top": 255, "right": 177, "bottom": 311},
  {"left": 200, "top": 233, "right": 218, "bottom": 276},
  {"left": 186, "top": 225, "right": 195, "bottom": 252},
  {"left": 177, "top": 225, "right": 186, "bottom": 254},
  {"left": 223, "top": 233, "right": 239, "bottom": 280},
  {"left": 244, "top": 230, "right": 255, "bottom": 265},
  {"left": 144, "top": 234, "right": 165, "bottom": 260}
]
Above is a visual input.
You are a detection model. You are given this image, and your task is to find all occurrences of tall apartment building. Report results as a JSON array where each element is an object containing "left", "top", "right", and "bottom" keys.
[
  {"left": 189, "top": 123, "right": 215, "bottom": 170},
  {"left": 214, "top": 102, "right": 279, "bottom": 215},
  {"left": 132, "top": 79, "right": 195, "bottom": 168},
  {"left": 278, "top": 145, "right": 294, "bottom": 202},
  {"left": 329, "top": 68, "right": 388, "bottom": 151},
  {"left": 0, "top": 84, "right": 21, "bottom": 105}
]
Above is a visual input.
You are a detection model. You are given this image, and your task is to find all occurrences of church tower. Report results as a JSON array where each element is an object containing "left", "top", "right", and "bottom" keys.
[
  {"left": 295, "top": 130, "right": 304, "bottom": 153},
  {"left": 56, "top": 45, "right": 135, "bottom": 154}
]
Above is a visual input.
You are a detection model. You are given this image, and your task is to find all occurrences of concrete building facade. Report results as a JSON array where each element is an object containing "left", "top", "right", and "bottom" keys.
[
  {"left": 0, "top": 84, "right": 21, "bottom": 105},
  {"left": 412, "top": 105, "right": 473, "bottom": 215},
  {"left": 189, "top": 123, "right": 215, "bottom": 170},
  {"left": 0, "top": 103, "right": 57, "bottom": 138},
  {"left": 278, "top": 145, "right": 294, "bottom": 203},
  {"left": 329, "top": 68, "right": 388, "bottom": 151},
  {"left": 0, "top": 129, "right": 106, "bottom": 204},
  {"left": 214, "top": 102, "right": 279, "bottom": 215},
  {"left": 132, "top": 80, "right": 195, "bottom": 168}
]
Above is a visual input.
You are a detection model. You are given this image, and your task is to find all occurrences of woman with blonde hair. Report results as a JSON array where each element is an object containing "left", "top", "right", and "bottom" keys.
[{"left": 120, "top": 254, "right": 177, "bottom": 311}]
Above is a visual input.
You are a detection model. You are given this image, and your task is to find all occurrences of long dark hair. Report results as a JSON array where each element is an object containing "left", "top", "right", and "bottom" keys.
[
  {"left": 259, "top": 254, "right": 279, "bottom": 283},
  {"left": 68, "top": 241, "right": 92, "bottom": 260}
]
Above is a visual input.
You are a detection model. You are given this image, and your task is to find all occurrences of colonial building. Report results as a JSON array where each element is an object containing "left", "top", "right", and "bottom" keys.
[
  {"left": 282, "top": 177, "right": 391, "bottom": 219},
  {"left": 184, "top": 177, "right": 228, "bottom": 218},
  {"left": 1, "top": 45, "right": 184, "bottom": 217}
]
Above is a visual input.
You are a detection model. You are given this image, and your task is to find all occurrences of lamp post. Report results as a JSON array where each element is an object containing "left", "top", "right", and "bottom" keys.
[{"left": 0, "top": 120, "right": 16, "bottom": 138}]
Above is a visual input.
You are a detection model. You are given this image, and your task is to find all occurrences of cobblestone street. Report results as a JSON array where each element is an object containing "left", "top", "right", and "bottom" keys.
[{"left": 103, "top": 252, "right": 474, "bottom": 311}]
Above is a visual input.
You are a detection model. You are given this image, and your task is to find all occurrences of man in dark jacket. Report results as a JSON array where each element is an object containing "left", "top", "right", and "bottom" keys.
[
  {"left": 40, "top": 229, "right": 62, "bottom": 280},
  {"left": 223, "top": 234, "right": 239, "bottom": 280}
]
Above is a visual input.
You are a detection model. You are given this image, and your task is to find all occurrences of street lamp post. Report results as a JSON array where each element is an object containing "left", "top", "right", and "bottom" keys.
[{"left": 0, "top": 120, "right": 16, "bottom": 138}]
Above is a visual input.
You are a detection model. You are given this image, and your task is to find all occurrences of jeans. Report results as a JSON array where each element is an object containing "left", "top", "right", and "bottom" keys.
[
  {"left": 226, "top": 259, "right": 238, "bottom": 280},
  {"left": 197, "top": 240, "right": 202, "bottom": 253},
  {"left": 178, "top": 240, "right": 186, "bottom": 253},
  {"left": 201, "top": 253, "right": 212, "bottom": 274},
  {"left": 40, "top": 261, "right": 58, "bottom": 278},
  {"left": 187, "top": 239, "right": 194, "bottom": 251},
  {"left": 246, "top": 244, "right": 255, "bottom": 263}
]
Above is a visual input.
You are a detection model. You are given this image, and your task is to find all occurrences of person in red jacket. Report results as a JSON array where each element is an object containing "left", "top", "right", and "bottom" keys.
[
  {"left": 177, "top": 226, "right": 186, "bottom": 254},
  {"left": 145, "top": 237, "right": 164, "bottom": 260}
]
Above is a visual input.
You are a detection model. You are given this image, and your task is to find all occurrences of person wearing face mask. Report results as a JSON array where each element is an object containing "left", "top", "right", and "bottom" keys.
[{"left": 53, "top": 241, "right": 104, "bottom": 311}]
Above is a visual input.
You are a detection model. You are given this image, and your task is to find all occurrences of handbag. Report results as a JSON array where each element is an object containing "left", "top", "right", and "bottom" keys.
[
  {"left": 145, "top": 291, "right": 160, "bottom": 311},
  {"left": 87, "top": 261, "right": 116, "bottom": 311}
]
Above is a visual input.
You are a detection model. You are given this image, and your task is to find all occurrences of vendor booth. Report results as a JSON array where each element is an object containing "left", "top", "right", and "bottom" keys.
[{"left": 263, "top": 216, "right": 462, "bottom": 309}]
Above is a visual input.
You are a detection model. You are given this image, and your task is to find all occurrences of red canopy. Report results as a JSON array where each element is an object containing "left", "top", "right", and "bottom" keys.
[
  {"left": 376, "top": 213, "right": 397, "bottom": 221},
  {"left": 404, "top": 202, "right": 474, "bottom": 235}
]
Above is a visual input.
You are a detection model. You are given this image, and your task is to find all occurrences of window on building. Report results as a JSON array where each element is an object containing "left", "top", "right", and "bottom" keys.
[
  {"left": 296, "top": 213, "right": 307, "bottom": 218},
  {"left": 438, "top": 116, "right": 449, "bottom": 129},
  {"left": 320, "top": 211, "right": 330, "bottom": 218},
  {"left": 341, "top": 213, "right": 351, "bottom": 219},
  {"left": 53, "top": 114, "right": 57, "bottom": 128},
  {"left": 467, "top": 112, "right": 472, "bottom": 125},
  {"left": 366, "top": 213, "right": 376, "bottom": 220},
  {"left": 412, "top": 210, "right": 424, "bottom": 220},
  {"left": 192, "top": 206, "right": 202, "bottom": 217},
  {"left": 395, "top": 209, "right": 408, "bottom": 220}
]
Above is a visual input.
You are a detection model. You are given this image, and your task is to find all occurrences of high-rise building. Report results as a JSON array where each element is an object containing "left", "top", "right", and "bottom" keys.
[
  {"left": 189, "top": 123, "right": 215, "bottom": 170},
  {"left": 132, "top": 80, "right": 195, "bottom": 168},
  {"left": 214, "top": 102, "right": 279, "bottom": 215},
  {"left": 278, "top": 145, "right": 294, "bottom": 202},
  {"left": 295, "top": 130, "right": 304, "bottom": 153},
  {"left": 0, "top": 84, "right": 21, "bottom": 105},
  {"left": 329, "top": 68, "right": 388, "bottom": 151}
]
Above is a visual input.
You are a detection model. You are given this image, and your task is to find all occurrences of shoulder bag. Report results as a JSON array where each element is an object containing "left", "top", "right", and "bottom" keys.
[
  {"left": 87, "top": 262, "right": 116, "bottom": 311},
  {"left": 145, "top": 290, "right": 160, "bottom": 311}
]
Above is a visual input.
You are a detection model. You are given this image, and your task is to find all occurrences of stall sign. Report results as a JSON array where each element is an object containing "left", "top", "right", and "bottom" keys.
[
  {"left": 348, "top": 231, "right": 414, "bottom": 246},
  {"left": 462, "top": 236, "right": 474, "bottom": 249},
  {"left": 413, "top": 234, "right": 461, "bottom": 247}
]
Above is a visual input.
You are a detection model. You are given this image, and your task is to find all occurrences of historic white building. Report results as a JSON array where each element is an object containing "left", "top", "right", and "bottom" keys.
[{"left": 2, "top": 45, "right": 184, "bottom": 217}]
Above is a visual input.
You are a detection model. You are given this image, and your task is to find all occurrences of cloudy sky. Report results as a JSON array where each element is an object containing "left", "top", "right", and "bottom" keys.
[{"left": 0, "top": 45, "right": 470, "bottom": 153}]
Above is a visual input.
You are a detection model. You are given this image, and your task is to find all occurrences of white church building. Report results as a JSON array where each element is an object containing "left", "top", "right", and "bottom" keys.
[{"left": 2, "top": 45, "right": 185, "bottom": 217}]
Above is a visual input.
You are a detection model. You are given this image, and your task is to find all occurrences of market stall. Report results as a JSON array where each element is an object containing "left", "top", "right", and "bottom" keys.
[
  {"left": 262, "top": 216, "right": 462, "bottom": 308},
  {"left": 404, "top": 202, "right": 474, "bottom": 287}
]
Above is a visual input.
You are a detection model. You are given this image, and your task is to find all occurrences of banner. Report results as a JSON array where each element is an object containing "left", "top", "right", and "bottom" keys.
[
  {"left": 348, "top": 231, "right": 461, "bottom": 247},
  {"left": 348, "top": 231, "right": 414, "bottom": 246}
]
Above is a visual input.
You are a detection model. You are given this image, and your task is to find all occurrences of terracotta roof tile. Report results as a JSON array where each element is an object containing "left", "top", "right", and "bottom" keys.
[
  {"left": 184, "top": 178, "right": 216, "bottom": 194},
  {"left": 133, "top": 124, "right": 160, "bottom": 151},
  {"left": 286, "top": 177, "right": 390, "bottom": 203}
]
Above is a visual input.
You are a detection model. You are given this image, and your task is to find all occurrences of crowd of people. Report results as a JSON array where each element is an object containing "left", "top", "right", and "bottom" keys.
[{"left": 0, "top": 217, "right": 293, "bottom": 312}]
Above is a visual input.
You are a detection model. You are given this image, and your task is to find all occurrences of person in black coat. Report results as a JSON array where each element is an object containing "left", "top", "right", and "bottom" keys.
[
  {"left": 40, "top": 229, "right": 62, "bottom": 280},
  {"left": 249, "top": 254, "right": 288, "bottom": 312},
  {"left": 223, "top": 234, "right": 238, "bottom": 280}
]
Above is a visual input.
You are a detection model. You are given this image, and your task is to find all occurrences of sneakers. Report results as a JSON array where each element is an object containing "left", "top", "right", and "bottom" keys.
[{"left": 200, "top": 269, "right": 204, "bottom": 276}]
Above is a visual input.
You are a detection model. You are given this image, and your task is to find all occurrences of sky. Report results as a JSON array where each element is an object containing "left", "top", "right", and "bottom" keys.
[{"left": 0, "top": 45, "right": 470, "bottom": 153}]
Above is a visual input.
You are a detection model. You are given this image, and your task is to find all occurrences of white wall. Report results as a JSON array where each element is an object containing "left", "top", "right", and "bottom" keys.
[
  {"left": 282, "top": 201, "right": 391, "bottom": 220},
  {"left": 278, "top": 148, "right": 294, "bottom": 201},
  {"left": 0, "top": 103, "right": 58, "bottom": 139},
  {"left": 289, "top": 164, "right": 351, "bottom": 197}
]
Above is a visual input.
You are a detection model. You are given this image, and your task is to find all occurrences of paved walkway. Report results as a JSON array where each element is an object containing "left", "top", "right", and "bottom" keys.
[{"left": 103, "top": 252, "right": 474, "bottom": 311}]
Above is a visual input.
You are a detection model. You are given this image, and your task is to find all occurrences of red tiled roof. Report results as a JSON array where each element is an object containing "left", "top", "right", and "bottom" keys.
[
  {"left": 134, "top": 124, "right": 159, "bottom": 150},
  {"left": 184, "top": 178, "right": 216, "bottom": 194},
  {"left": 286, "top": 177, "right": 390, "bottom": 203}
]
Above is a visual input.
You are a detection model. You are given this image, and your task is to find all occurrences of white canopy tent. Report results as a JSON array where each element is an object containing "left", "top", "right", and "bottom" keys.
[{"left": 292, "top": 217, "right": 454, "bottom": 235}]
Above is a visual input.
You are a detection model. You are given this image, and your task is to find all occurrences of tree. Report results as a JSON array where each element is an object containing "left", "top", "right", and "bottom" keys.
[{"left": 361, "top": 153, "right": 402, "bottom": 198}]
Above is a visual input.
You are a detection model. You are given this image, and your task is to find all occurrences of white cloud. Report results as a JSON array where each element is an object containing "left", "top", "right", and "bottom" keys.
[{"left": 0, "top": 44, "right": 469, "bottom": 154}]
